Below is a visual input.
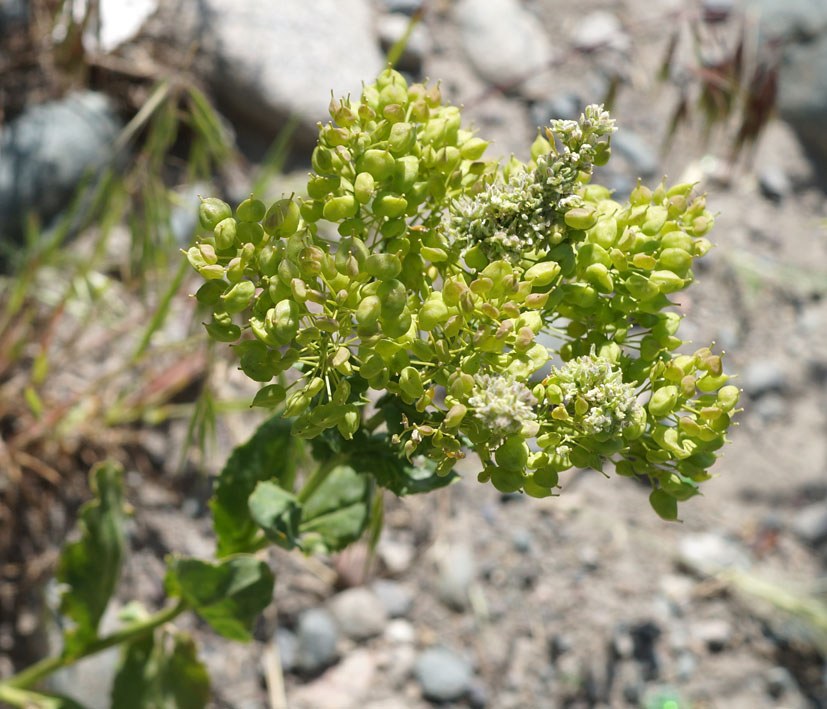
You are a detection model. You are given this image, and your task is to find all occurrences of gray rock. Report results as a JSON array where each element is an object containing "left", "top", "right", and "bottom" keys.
[
  {"left": 0, "top": 91, "right": 122, "bottom": 244},
  {"left": 413, "top": 647, "right": 473, "bottom": 702},
  {"left": 295, "top": 607, "right": 340, "bottom": 674},
  {"left": 675, "top": 651, "right": 696, "bottom": 681},
  {"left": 146, "top": 0, "right": 383, "bottom": 144},
  {"left": 455, "top": 0, "right": 553, "bottom": 98},
  {"left": 754, "top": 392, "right": 786, "bottom": 422},
  {"left": 371, "top": 579, "right": 414, "bottom": 618},
  {"left": 377, "top": 536, "right": 415, "bottom": 573},
  {"left": 612, "top": 129, "right": 659, "bottom": 178},
  {"left": 511, "top": 528, "right": 532, "bottom": 554},
  {"left": 766, "top": 665, "right": 797, "bottom": 698},
  {"left": 790, "top": 503, "right": 827, "bottom": 546},
  {"left": 572, "top": 11, "right": 629, "bottom": 53},
  {"left": 743, "top": 359, "right": 788, "bottom": 397},
  {"left": 436, "top": 543, "right": 475, "bottom": 611},
  {"left": 0, "top": 0, "right": 27, "bottom": 30},
  {"left": 275, "top": 627, "right": 297, "bottom": 672},
  {"left": 691, "top": 618, "right": 732, "bottom": 652},
  {"left": 329, "top": 587, "right": 388, "bottom": 640},
  {"left": 679, "top": 532, "right": 751, "bottom": 575},
  {"left": 382, "top": 0, "right": 423, "bottom": 14},
  {"left": 758, "top": 165, "right": 792, "bottom": 202},
  {"left": 378, "top": 13, "right": 430, "bottom": 73}
]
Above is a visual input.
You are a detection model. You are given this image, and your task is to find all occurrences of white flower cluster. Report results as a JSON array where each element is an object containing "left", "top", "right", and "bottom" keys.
[
  {"left": 468, "top": 373, "right": 537, "bottom": 440},
  {"left": 444, "top": 104, "right": 616, "bottom": 264},
  {"left": 552, "top": 352, "right": 640, "bottom": 436}
]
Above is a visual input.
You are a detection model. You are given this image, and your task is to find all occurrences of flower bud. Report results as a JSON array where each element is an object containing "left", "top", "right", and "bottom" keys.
[{"left": 444, "top": 403, "right": 467, "bottom": 429}]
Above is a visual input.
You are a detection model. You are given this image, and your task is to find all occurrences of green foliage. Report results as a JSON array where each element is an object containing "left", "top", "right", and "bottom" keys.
[
  {"left": 211, "top": 415, "right": 301, "bottom": 556},
  {"left": 164, "top": 556, "right": 274, "bottom": 642},
  {"left": 57, "top": 461, "right": 127, "bottom": 655},
  {"left": 188, "top": 68, "right": 740, "bottom": 520},
  {"left": 112, "top": 630, "right": 210, "bottom": 709}
]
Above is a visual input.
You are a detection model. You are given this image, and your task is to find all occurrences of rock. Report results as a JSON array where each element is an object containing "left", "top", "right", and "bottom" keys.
[
  {"left": 377, "top": 536, "right": 415, "bottom": 573},
  {"left": 384, "top": 618, "right": 416, "bottom": 644},
  {"left": 612, "top": 129, "right": 659, "bottom": 178},
  {"left": 790, "top": 503, "right": 827, "bottom": 546},
  {"left": 758, "top": 165, "right": 792, "bottom": 202},
  {"left": 679, "top": 532, "right": 751, "bottom": 575},
  {"left": 371, "top": 579, "right": 414, "bottom": 618},
  {"left": 146, "top": 0, "right": 384, "bottom": 145},
  {"left": 290, "top": 648, "right": 377, "bottom": 709},
  {"left": 382, "top": 0, "right": 423, "bottom": 14},
  {"left": 295, "top": 607, "right": 340, "bottom": 674},
  {"left": 92, "top": 0, "right": 159, "bottom": 53},
  {"left": 691, "top": 618, "right": 732, "bottom": 652},
  {"left": 572, "top": 11, "right": 629, "bottom": 53},
  {"left": 549, "top": 632, "right": 573, "bottom": 661},
  {"left": 675, "top": 651, "right": 696, "bottom": 681},
  {"left": 766, "top": 665, "right": 797, "bottom": 698},
  {"left": 702, "top": 0, "right": 734, "bottom": 22},
  {"left": 754, "top": 392, "right": 786, "bottom": 422},
  {"left": 0, "top": 0, "right": 27, "bottom": 30},
  {"left": 0, "top": 91, "right": 122, "bottom": 245},
  {"left": 378, "top": 13, "right": 430, "bottom": 73},
  {"left": 743, "top": 359, "right": 788, "bottom": 397},
  {"left": 630, "top": 621, "right": 662, "bottom": 680},
  {"left": 455, "top": 0, "right": 553, "bottom": 98},
  {"left": 329, "top": 587, "right": 388, "bottom": 640},
  {"left": 275, "top": 627, "right": 298, "bottom": 672},
  {"left": 436, "top": 543, "right": 475, "bottom": 611},
  {"left": 468, "top": 680, "right": 490, "bottom": 708},
  {"left": 531, "top": 93, "right": 583, "bottom": 127},
  {"left": 413, "top": 647, "right": 473, "bottom": 702},
  {"left": 511, "top": 528, "right": 532, "bottom": 554}
]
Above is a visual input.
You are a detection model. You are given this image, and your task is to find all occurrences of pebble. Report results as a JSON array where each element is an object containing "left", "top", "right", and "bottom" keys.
[
  {"left": 0, "top": 91, "right": 122, "bottom": 244},
  {"left": 295, "top": 607, "right": 340, "bottom": 675},
  {"left": 468, "top": 680, "right": 490, "bottom": 708},
  {"left": 455, "top": 0, "right": 553, "bottom": 98},
  {"left": 377, "top": 13, "right": 430, "bottom": 73},
  {"left": 679, "top": 532, "right": 751, "bottom": 575},
  {"left": 766, "top": 665, "right": 797, "bottom": 698},
  {"left": 384, "top": 618, "right": 416, "bottom": 645},
  {"left": 371, "top": 578, "right": 414, "bottom": 618},
  {"left": 691, "top": 618, "right": 732, "bottom": 652},
  {"left": 675, "top": 651, "right": 697, "bottom": 681},
  {"left": 572, "top": 11, "right": 630, "bottom": 53},
  {"left": 436, "top": 543, "right": 475, "bottom": 611},
  {"left": 413, "top": 647, "right": 473, "bottom": 702},
  {"left": 377, "top": 537, "right": 415, "bottom": 574},
  {"left": 743, "top": 359, "right": 788, "bottom": 397},
  {"left": 758, "top": 165, "right": 792, "bottom": 202},
  {"left": 382, "top": 0, "right": 423, "bottom": 14},
  {"left": 790, "top": 503, "right": 827, "bottom": 546},
  {"left": 329, "top": 587, "right": 388, "bottom": 640},
  {"left": 511, "top": 528, "right": 532, "bottom": 554},
  {"left": 290, "top": 648, "right": 377, "bottom": 709},
  {"left": 612, "top": 129, "right": 659, "bottom": 178},
  {"left": 275, "top": 627, "right": 298, "bottom": 672}
]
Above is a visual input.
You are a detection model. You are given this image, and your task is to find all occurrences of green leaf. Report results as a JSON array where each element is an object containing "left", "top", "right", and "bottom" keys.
[
  {"left": 248, "top": 481, "right": 303, "bottom": 550},
  {"left": 211, "top": 415, "right": 302, "bottom": 556},
  {"left": 112, "top": 631, "right": 210, "bottom": 709},
  {"left": 57, "top": 461, "right": 127, "bottom": 654},
  {"left": 165, "top": 556, "right": 274, "bottom": 641},
  {"left": 299, "top": 465, "right": 371, "bottom": 553}
]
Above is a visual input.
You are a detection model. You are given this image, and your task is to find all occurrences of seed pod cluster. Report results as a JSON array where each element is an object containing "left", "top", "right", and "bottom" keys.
[{"left": 185, "top": 71, "right": 739, "bottom": 521}]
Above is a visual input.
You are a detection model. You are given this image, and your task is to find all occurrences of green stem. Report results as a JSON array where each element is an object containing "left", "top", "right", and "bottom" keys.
[
  {"left": 1, "top": 599, "right": 188, "bottom": 691},
  {"left": 297, "top": 454, "right": 347, "bottom": 503}
]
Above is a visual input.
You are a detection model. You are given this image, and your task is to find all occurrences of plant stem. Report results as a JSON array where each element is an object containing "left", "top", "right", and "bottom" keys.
[
  {"left": 297, "top": 455, "right": 346, "bottom": 503},
  {"left": 0, "top": 599, "right": 188, "bottom": 691}
]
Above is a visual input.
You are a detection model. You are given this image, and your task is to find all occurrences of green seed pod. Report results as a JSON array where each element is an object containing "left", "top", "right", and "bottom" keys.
[
  {"left": 354, "top": 171, "right": 376, "bottom": 203},
  {"left": 213, "top": 217, "right": 238, "bottom": 251},
  {"left": 283, "top": 391, "right": 311, "bottom": 418},
  {"left": 696, "top": 372, "right": 730, "bottom": 392},
  {"left": 615, "top": 460, "right": 636, "bottom": 478},
  {"left": 195, "top": 280, "right": 226, "bottom": 306},
  {"left": 356, "top": 295, "right": 382, "bottom": 327},
  {"left": 204, "top": 318, "right": 241, "bottom": 342},
  {"left": 419, "top": 297, "right": 450, "bottom": 331},
  {"left": 630, "top": 183, "right": 652, "bottom": 206},
  {"left": 649, "top": 385, "right": 678, "bottom": 418},
  {"left": 717, "top": 385, "right": 740, "bottom": 412},
  {"left": 264, "top": 198, "right": 301, "bottom": 237},
  {"left": 524, "top": 261, "right": 561, "bottom": 287},
  {"left": 336, "top": 407, "right": 360, "bottom": 439},
  {"left": 356, "top": 149, "right": 395, "bottom": 181},
  {"left": 393, "top": 156, "right": 420, "bottom": 194},
  {"left": 199, "top": 197, "right": 232, "bottom": 231},
  {"left": 221, "top": 280, "right": 256, "bottom": 314},
  {"left": 641, "top": 206, "right": 668, "bottom": 235},
  {"left": 495, "top": 435, "right": 529, "bottom": 472},
  {"left": 372, "top": 192, "right": 408, "bottom": 219},
  {"left": 532, "top": 467, "right": 559, "bottom": 488},
  {"left": 444, "top": 403, "right": 467, "bottom": 428},
  {"left": 399, "top": 366, "right": 425, "bottom": 400},
  {"left": 378, "top": 279, "right": 407, "bottom": 317},
  {"left": 649, "top": 489, "right": 678, "bottom": 521},
  {"left": 530, "top": 130, "right": 552, "bottom": 162},
  {"left": 585, "top": 263, "right": 614, "bottom": 292},
  {"left": 659, "top": 247, "right": 692, "bottom": 273},
  {"left": 649, "top": 270, "right": 684, "bottom": 294},
  {"left": 251, "top": 384, "right": 287, "bottom": 408},
  {"left": 564, "top": 206, "right": 597, "bottom": 230},
  {"left": 270, "top": 299, "right": 300, "bottom": 344},
  {"left": 490, "top": 467, "right": 525, "bottom": 494},
  {"left": 236, "top": 196, "right": 266, "bottom": 223},
  {"left": 365, "top": 253, "right": 402, "bottom": 281},
  {"left": 323, "top": 194, "right": 358, "bottom": 222},
  {"left": 388, "top": 121, "right": 416, "bottom": 154},
  {"left": 460, "top": 137, "right": 489, "bottom": 160}
]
